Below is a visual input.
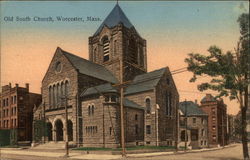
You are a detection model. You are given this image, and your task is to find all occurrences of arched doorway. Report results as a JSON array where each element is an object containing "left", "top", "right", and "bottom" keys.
[
  {"left": 55, "top": 119, "right": 63, "bottom": 141},
  {"left": 68, "top": 120, "right": 73, "bottom": 141},
  {"left": 47, "top": 122, "right": 53, "bottom": 141}
]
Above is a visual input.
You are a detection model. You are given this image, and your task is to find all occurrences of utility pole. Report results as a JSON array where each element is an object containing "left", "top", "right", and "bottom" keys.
[
  {"left": 43, "top": 102, "right": 46, "bottom": 144},
  {"left": 63, "top": 96, "right": 69, "bottom": 157},
  {"left": 120, "top": 58, "right": 126, "bottom": 157},
  {"left": 184, "top": 99, "right": 187, "bottom": 151}
]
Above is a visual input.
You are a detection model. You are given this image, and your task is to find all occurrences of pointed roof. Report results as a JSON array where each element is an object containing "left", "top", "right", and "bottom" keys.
[
  {"left": 58, "top": 48, "right": 118, "bottom": 83},
  {"left": 94, "top": 4, "right": 135, "bottom": 36}
]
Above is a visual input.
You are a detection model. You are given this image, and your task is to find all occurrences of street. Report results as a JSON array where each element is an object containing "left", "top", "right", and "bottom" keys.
[{"left": 0, "top": 143, "right": 249, "bottom": 160}]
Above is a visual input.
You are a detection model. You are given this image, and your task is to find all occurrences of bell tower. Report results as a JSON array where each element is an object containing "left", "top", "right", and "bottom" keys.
[{"left": 88, "top": 4, "right": 147, "bottom": 82}]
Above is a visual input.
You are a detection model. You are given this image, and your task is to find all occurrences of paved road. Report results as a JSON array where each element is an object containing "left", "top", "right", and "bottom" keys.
[
  {"left": 128, "top": 144, "right": 248, "bottom": 160},
  {"left": 0, "top": 143, "right": 248, "bottom": 160}
]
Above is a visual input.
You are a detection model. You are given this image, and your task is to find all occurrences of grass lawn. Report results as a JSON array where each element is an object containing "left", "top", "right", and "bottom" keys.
[{"left": 73, "top": 145, "right": 175, "bottom": 151}]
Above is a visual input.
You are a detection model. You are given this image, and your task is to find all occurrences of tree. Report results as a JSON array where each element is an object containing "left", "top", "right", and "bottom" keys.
[{"left": 185, "top": 13, "right": 249, "bottom": 159}]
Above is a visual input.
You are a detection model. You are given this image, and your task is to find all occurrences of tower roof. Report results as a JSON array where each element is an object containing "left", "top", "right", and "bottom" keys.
[{"left": 93, "top": 4, "right": 136, "bottom": 36}]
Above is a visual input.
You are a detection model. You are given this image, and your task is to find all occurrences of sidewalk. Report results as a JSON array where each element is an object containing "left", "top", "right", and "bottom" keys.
[{"left": 0, "top": 144, "right": 237, "bottom": 160}]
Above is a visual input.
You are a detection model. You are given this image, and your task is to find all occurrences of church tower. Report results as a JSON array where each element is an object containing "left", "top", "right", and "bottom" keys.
[{"left": 88, "top": 4, "right": 147, "bottom": 82}]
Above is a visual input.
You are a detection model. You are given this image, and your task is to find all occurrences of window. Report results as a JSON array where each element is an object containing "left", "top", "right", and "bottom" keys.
[
  {"left": 65, "top": 81, "right": 69, "bottom": 97},
  {"left": 88, "top": 105, "right": 91, "bottom": 116},
  {"left": 204, "top": 141, "right": 207, "bottom": 145},
  {"left": 109, "top": 127, "right": 112, "bottom": 135},
  {"left": 201, "top": 140, "right": 203, "bottom": 145},
  {"left": 53, "top": 85, "right": 56, "bottom": 107},
  {"left": 102, "top": 36, "right": 110, "bottom": 62},
  {"left": 193, "top": 118, "right": 196, "bottom": 124},
  {"left": 166, "top": 92, "right": 172, "bottom": 116},
  {"left": 49, "top": 86, "right": 52, "bottom": 106},
  {"left": 191, "top": 129, "right": 198, "bottom": 141},
  {"left": 212, "top": 126, "right": 216, "bottom": 131},
  {"left": 166, "top": 78, "right": 170, "bottom": 85},
  {"left": 146, "top": 98, "right": 151, "bottom": 114},
  {"left": 212, "top": 116, "right": 216, "bottom": 121},
  {"left": 114, "top": 40, "right": 117, "bottom": 55},
  {"left": 57, "top": 84, "right": 60, "bottom": 106},
  {"left": 14, "top": 96, "right": 17, "bottom": 104},
  {"left": 212, "top": 108, "right": 216, "bottom": 114},
  {"left": 135, "top": 124, "right": 138, "bottom": 135},
  {"left": 146, "top": 125, "right": 151, "bottom": 134},
  {"left": 6, "top": 98, "right": 9, "bottom": 106},
  {"left": 201, "top": 129, "right": 205, "bottom": 136},
  {"left": 135, "top": 114, "right": 138, "bottom": 121},
  {"left": 128, "top": 38, "right": 138, "bottom": 64},
  {"left": 91, "top": 105, "right": 94, "bottom": 115},
  {"left": 181, "top": 130, "right": 188, "bottom": 141},
  {"left": 201, "top": 118, "right": 205, "bottom": 124},
  {"left": 105, "top": 95, "right": 118, "bottom": 103}
]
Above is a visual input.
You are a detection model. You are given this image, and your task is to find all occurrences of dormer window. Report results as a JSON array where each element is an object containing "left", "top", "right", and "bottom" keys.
[
  {"left": 102, "top": 36, "right": 110, "bottom": 62},
  {"left": 104, "top": 94, "right": 118, "bottom": 103}
]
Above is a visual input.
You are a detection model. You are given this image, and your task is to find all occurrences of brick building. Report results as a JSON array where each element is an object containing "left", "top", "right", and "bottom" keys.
[
  {"left": 200, "top": 94, "right": 227, "bottom": 147},
  {"left": 178, "top": 101, "right": 208, "bottom": 149},
  {"left": 0, "top": 83, "right": 41, "bottom": 142},
  {"left": 34, "top": 4, "right": 179, "bottom": 147}
]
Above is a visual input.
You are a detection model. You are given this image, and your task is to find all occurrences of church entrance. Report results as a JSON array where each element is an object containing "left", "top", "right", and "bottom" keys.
[
  {"left": 55, "top": 119, "right": 63, "bottom": 141},
  {"left": 68, "top": 120, "right": 73, "bottom": 141},
  {"left": 47, "top": 122, "right": 53, "bottom": 141}
]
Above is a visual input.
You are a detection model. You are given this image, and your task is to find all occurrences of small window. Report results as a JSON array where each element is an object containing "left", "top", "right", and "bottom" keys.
[
  {"left": 201, "top": 140, "right": 203, "bottom": 145},
  {"left": 146, "top": 98, "right": 151, "bottom": 114},
  {"left": 102, "top": 36, "right": 110, "bottom": 62},
  {"left": 135, "top": 114, "right": 138, "bottom": 121},
  {"left": 146, "top": 125, "right": 151, "bottom": 134},
  {"left": 193, "top": 118, "right": 196, "bottom": 124},
  {"left": 111, "top": 95, "right": 117, "bottom": 102},
  {"left": 109, "top": 127, "right": 112, "bottom": 135},
  {"left": 166, "top": 78, "right": 170, "bottom": 85},
  {"left": 91, "top": 105, "right": 94, "bottom": 115},
  {"left": 88, "top": 105, "right": 91, "bottom": 116},
  {"left": 212, "top": 126, "right": 216, "bottom": 131},
  {"left": 135, "top": 124, "right": 138, "bottom": 135}
]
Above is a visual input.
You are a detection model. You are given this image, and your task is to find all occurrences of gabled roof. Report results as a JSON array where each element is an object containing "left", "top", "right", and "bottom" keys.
[
  {"left": 80, "top": 83, "right": 118, "bottom": 97},
  {"left": 125, "top": 68, "right": 166, "bottom": 95},
  {"left": 93, "top": 4, "right": 136, "bottom": 36},
  {"left": 59, "top": 48, "right": 118, "bottom": 84},
  {"left": 179, "top": 101, "right": 207, "bottom": 116}
]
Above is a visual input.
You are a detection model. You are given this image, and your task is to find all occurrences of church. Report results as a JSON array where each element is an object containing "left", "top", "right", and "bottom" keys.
[{"left": 34, "top": 4, "right": 179, "bottom": 148}]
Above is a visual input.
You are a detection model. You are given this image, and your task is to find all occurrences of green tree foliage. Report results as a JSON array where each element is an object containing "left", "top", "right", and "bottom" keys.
[{"left": 185, "top": 13, "right": 249, "bottom": 159}]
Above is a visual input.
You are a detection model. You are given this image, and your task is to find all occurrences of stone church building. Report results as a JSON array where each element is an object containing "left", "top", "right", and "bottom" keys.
[{"left": 34, "top": 4, "right": 179, "bottom": 148}]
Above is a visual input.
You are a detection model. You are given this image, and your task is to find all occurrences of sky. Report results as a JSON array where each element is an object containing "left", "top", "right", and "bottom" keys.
[{"left": 0, "top": 1, "right": 249, "bottom": 115}]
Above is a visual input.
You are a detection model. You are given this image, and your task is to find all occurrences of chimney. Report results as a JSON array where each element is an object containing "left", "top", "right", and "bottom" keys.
[
  {"left": 9, "top": 83, "right": 12, "bottom": 88},
  {"left": 15, "top": 83, "right": 19, "bottom": 88},
  {"left": 25, "top": 83, "right": 29, "bottom": 91},
  {"left": 195, "top": 99, "right": 198, "bottom": 104}
]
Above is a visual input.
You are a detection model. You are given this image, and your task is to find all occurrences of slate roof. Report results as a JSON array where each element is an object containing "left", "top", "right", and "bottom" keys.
[
  {"left": 59, "top": 48, "right": 118, "bottom": 84},
  {"left": 179, "top": 101, "right": 207, "bottom": 116},
  {"left": 94, "top": 4, "right": 136, "bottom": 36},
  {"left": 80, "top": 83, "right": 118, "bottom": 97},
  {"left": 124, "top": 98, "right": 144, "bottom": 110},
  {"left": 125, "top": 68, "right": 166, "bottom": 95}
]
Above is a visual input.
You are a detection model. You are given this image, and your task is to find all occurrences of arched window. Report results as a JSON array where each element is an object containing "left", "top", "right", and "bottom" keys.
[
  {"left": 88, "top": 105, "right": 91, "bottom": 116},
  {"left": 128, "top": 38, "right": 138, "bottom": 64},
  {"left": 135, "top": 114, "right": 138, "bottom": 121},
  {"left": 93, "top": 48, "right": 97, "bottom": 62},
  {"left": 61, "top": 82, "right": 65, "bottom": 97},
  {"left": 102, "top": 36, "right": 110, "bottom": 62},
  {"left": 166, "top": 92, "right": 172, "bottom": 116},
  {"left": 49, "top": 86, "right": 52, "bottom": 107},
  {"left": 56, "top": 84, "right": 60, "bottom": 106},
  {"left": 53, "top": 85, "right": 56, "bottom": 108},
  {"left": 91, "top": 105, "right": 94, "bottom": 115},
  {"left": 146, "top": 98, "right": 151, "bottom": 114},
  {"left": 114, "top": 40, "right": 117, "bottom": 55},
  {"left": 65, "top": 81, "right": 69, "bottom": 97}
]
